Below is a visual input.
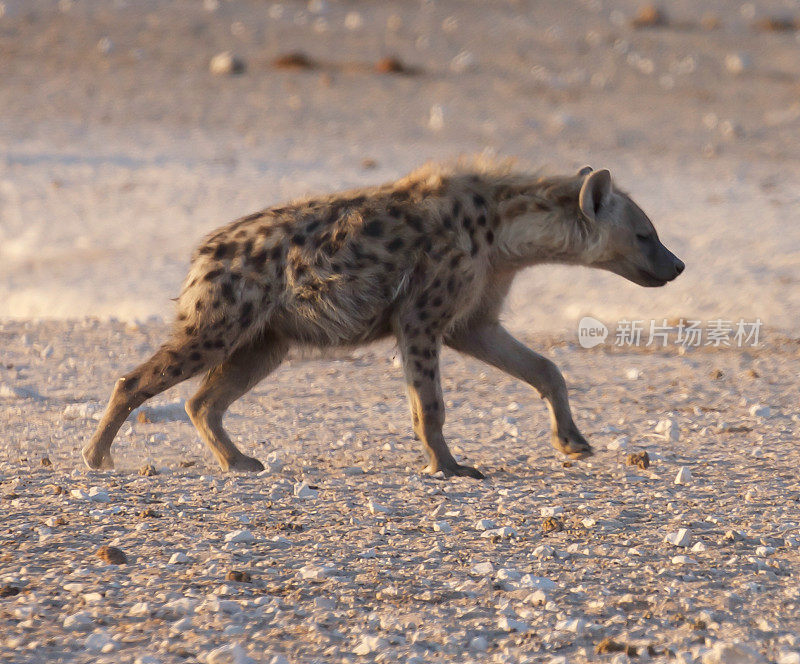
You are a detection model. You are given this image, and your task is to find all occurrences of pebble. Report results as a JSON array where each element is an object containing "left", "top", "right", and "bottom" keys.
[
  {"left": 293, "top": 482, "right": 318, "bottom": 499},
  {"left": 469, "top": 635, "right": 489, "bottom": 651},
  {"left": 367, "top": 498, "right": 390, "bottom": 515},
  {"left": 726, "top": 52, "right": 752, "bottom": 75},
  {"left": 655, "top": 418, "right": 680, "bottom": 441},
  {"left": 607, "top": 435, "right": 630, "bottom": 451},
  {"left": 205, "top": 643, "right": 254, "bottom": 664},
  {"left": 168, "top": 552, "right": 189, "bottom": 564},
  {"left": 85, "top": 629, "right": 115, "bottom": 652},
  {"left": 481, "top": 526, "right": 517, "bottom": 539},
  {"left": 675, "top": 466, "right": 693, "bottom": 485},
  {"left": 474, "top": 519, "right": 496, "bottom": 530},
  {"left": 209, "top": 51, "right": 245, "bottom": 75},
  {"left": 224, "top": 530, "right": 254, "bottom": 544},
  {"left": 540, "top": 506, "right": 563, "bottom": 517},
  {"left": 556, "top": 617, "right": 591, "bottom": 635},
  {"left": 63, "top": 611, "right": 94, "bottom": 630},
  {"left": 749, "top": 404, "right": 771, "bottom": 418},
  {"left": 672, "top": 554, "right": 697, "bottom": 565},
  {"left": 701, "top": 641, "right": 766, "bottom": 664},
  {"left": 665, "top": 528, "right": 692, "bottom": 547},
  {"left": 96, "top": 545, "right": 127, "bottom": 565},
  {"left": 353, "top": 634, "right": 388, "bottom": 655},
  {"left": 299, "top": 565, "right": 335, "bottom": 581},
  {"left": 433, "top": 520, "right": 452, "bottom": 533}
]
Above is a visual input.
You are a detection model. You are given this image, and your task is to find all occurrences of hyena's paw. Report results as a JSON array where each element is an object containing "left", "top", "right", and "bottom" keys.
[
  {"left": 552, "top": 428, "right": 593, "bottom": 459},
  {"left": 424, "top": 461, "right": 486, "bottom": 480},
  {"left": 226, "top": 455, "right": 265, "bottom": 473},
  {"left": 82, "top": 445, "right": 114, "bottom": 470}
]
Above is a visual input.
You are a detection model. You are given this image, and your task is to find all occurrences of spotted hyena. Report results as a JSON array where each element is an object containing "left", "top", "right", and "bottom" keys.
[{"left": 82, "top": 161, "right": 684, "bottom": 478}]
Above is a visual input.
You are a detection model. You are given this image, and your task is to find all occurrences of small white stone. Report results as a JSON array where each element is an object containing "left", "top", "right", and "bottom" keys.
[
  {"left": 665, "top": 528, "right": 692, "bottom": 547},
  {"left": 471, "top": 561, "right": 494, "bottom": 575},
  {"left": 84, "top": 629, "right": 114, "bottom": 652},
  {"left": 299, "top": 564, "right": 335, "bottom": 581},
  {"left": 749, "top": 404, "right": 771, "bottom": 418},
  {"left": 607, "top": 435, "right": 630, "bottom": 451},
  {"left": 675, "top": 466, "right": 693, "bottom": 485},
  {"left": 625, "top": 367, "right": 641, "bottom": 380},
  {"left": 433, "top": 521, "right": 451, "bottom": 533},
  {"left": 672, "top": 555, "right": 697, "bottom": 565},
  {"left": 353, "top": 634, "right": 388, "bottom": 655},
  {"left": 63, "top": 611, "right": 94, "bottom": 630},
  {"left": 428, "top": 104, "right": 444, "bottom": 131},
  {"left": 367, "top": 499, "right": 390, "bottom": 515},
  {"left": 205, "top": 643, "right": 254, "bottom": 664},
  {"left": 474, "top": 519, "right": 496, "bottom": 531},
  {"left": 725, "top": 52, "right": 751, "bottom": 75},
  {"left": 168, "top": 552, "right": 190, "bottom": 564},
  {"left": 691, "top": 541, "right": 708, "bottom": 553},
  {"left": 498, "top": 615, "right": 529, "bottom": 632},
  {"left": 209, "top": 51, "right": 244, "bottom": 75},
  {"left": 540, "top": 506, "right": 563, "bottom": 517},
  {"left": 701, "top": 641, "right": 766, "bottom": 664},
  {"left": 495, "top": 568, "right": 521, "bottom": 582},
  {"left": 129, "top": 602, "right": 150, "bottom": 617},
  {"left": 469, "top": 635, "right": 489, "bottom": 651},
  {"left": 519, "top": 575, "right": 557, "bottom": 591},
  {"left": 293, "top": 482, "right": 318, "bottom": 499},
  {"left": 755, "top": 546, "right": 775, "bottom": 556},
  {"left": 481, "top": 526, "right": 517, "bottom": 539},
  {"left": 655, "top": 418, "right": 680, "bottom": 441},
  {"left": 778, "top": 653, "right": 800, "bottom": 664},
  {"left": 556, "top": 617, "right": 590, "bottom": 635},
  {"left": 224, "top": 530, "right": 254, "bottom": 544}
]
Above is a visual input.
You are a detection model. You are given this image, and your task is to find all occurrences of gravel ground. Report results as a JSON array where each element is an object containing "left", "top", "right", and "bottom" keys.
[
  {"left": 2, "top": 1, "right": 800, "bottom": 662},
  {"left": 2, "top": 320, "right": 800, "bottom": 663}
]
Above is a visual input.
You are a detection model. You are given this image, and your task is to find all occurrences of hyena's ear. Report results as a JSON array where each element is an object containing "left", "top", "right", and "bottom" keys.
[
  {"left": 578, "top": 168, "right": 612, "bottom": 222},
  {"left": 577, "top": 165, "right": 593, "bottom": 177}
]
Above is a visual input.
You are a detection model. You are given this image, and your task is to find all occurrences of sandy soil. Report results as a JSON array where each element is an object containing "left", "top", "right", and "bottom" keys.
[{"left": 1, "top": 1, "right": 800, "bottom": 663}]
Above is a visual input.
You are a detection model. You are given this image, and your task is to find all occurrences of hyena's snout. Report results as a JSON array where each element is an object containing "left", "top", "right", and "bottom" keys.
[{"left": 651, "top": 243, "right": 685, "bottom": 283}]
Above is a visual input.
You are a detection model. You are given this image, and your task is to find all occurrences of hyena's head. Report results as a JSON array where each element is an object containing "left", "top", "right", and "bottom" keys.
[{"left": 577, "top": 167, "right": 684, "bottom": 287}]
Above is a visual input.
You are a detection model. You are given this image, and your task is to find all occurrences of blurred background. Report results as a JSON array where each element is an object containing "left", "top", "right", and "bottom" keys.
[{"left": 0, "top": 0, "right": 798, "bottom": 334}]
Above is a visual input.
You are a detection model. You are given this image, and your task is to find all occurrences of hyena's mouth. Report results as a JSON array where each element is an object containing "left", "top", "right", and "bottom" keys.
[{"left": 635, "top": 267, "right": 670, "bottom": 287}]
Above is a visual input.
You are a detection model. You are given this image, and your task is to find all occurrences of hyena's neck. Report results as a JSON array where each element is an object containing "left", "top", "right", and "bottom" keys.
[{"left": 478, "top": 175, "right": 588, "bottom": 269}]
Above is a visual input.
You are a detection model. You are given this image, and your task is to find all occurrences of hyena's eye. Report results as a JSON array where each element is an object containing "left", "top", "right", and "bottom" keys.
[{"left": 636, "top": 233, "right": 651, "bottom": 242}]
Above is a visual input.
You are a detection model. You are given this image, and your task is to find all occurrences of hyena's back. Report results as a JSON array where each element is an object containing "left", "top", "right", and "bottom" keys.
[{"left": 176, "top": 186, "right": 438, "bottom": 349}]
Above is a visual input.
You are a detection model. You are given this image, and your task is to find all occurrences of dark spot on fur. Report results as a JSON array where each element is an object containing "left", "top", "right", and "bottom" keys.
[
  {"left": 418, "top": 311, "right": 429, "bottom": 321},
  {"left": 270, "top": 245, "right": 283, "bottom": 260},
  {"left": 221, "top": 281, "right": 236, "bottom": 304},
  {"left": 331, "top": 263, "right": 342, "bottom": 273},
  {"left": 240, "top": 302, "right": 253, "bottom": 327},
  {"left": 416, "top": 294, "right": 428, "bottom": 308},
  {"left": 452, "top": 200, "right": 462, "bottom": 217},
  {"left": 447, "top": 277, "right": 457, "bottom": 292},
  {"left": 249, "top": 249, "right": 268, "bottom": 268},
  {"left": 386, "top": 237, "right": 404, "bottom": 252},
  {"left": 472, "top": 193, "right": 486, "bottom": 208},
  {"left": 234, "top": 229, "right": 248, "bottom": 240},
  {"left": 413, "top": 379, "right": 422, "bottom": 388},
  {"left": 189, "top": 351, "right": 202, "bottom": 362},
  {"left": 405, "top": 214, "right": 424, "bottom": 233},
  {"left": 463, "top": 216, "right": 474, "bottom": 232},
  {"left": 306, "top": 220, "right": 320, "bottom": 233},
  {"left": 194, "top": 301, "right": 203, "bottom": 312},
  {"left": 432, "top": 296, "right": 443, "bottom": 308},
  {"left": 476, "top": 213, "right": 487, "bottom": 227},
  {"left": 441, "top": 214, "right": 453, "bottom": 230},
  {"left": 213, "top": 243, "right": 234, "bottom": 260},
  {"left": 204, "top": 268, "right": 223, "bottom": 282},
  {"left": 177, "top": 312, "right": 187, "bottom": 322},
  {"left": 470, "top": 242, "right": 479, "bottom": 257},
  {"left": 198, "top": 245, "right": 214, "bottom": 256},
  {"left": 291, "top": 234, "right": 306, "bottom": 247},
  {"left": 169, "top": 366, "right": 182, "bottom": 377},
  {"left": 363, "top": 220, "right": 383, "bottom": 237}
]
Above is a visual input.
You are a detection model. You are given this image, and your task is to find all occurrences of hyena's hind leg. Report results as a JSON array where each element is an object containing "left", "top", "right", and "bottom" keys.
[
  {"left": 82, "top": 338, "right": 226, "bottom": 470},
  {"left": 185, "top": 333, "right": 288, "bottom": 472}
]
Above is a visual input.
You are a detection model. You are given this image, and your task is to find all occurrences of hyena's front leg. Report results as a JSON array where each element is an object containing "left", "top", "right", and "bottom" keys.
[
  {"left": 447, "top": 323, "right": 592, "bottom": 459},
  {"left": 397, "top": 325, "right": 485, "bottom": 479}
]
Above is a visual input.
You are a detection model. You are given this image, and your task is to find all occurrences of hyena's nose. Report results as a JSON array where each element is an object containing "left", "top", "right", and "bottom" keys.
[{"left": 673, "top": 258, "right": 685, "bottom": 277}]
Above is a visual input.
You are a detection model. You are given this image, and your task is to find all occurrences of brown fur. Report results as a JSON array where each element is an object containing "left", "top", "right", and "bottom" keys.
[{"left": 83, "top": 159, "right": 683, "bottom": 477}]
